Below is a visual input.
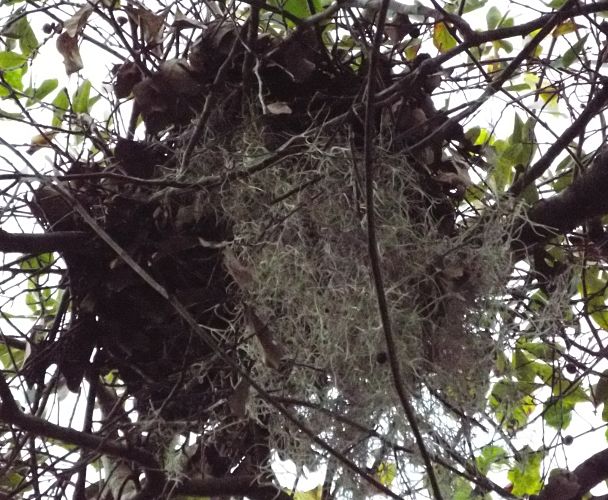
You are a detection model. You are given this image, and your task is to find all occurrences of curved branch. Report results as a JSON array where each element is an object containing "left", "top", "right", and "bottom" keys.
[
  {"left": 517, "top": 146, "right": 608, "bottom": 251},
  {"left": 536, "top": 447, "right": 608, "bottom": 500}
]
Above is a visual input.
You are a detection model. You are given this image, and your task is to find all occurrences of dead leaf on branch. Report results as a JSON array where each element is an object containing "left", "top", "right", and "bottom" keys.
[
  {"left": 172, "top": 9, "right": 205, "bottom": 30},
  {"left": 223, "top": 248, "right": 254, "bottom": 288},
  {"left": 56, "top": 33, "right": 83, "bottom": 74},
  {"left": 56, "top": 5, "right": 93, "bottom": 74},
  {"left": 27, "top": 131, "right": 58, "bottom": 155},
  {"left": 124, "top": 5, "right": 166, "bottom": 55},
  {"left": 245, "top": 306, "right": 285, "bottom": 370},
  {"left": 228, "top": 378, "right": 250, "bottom": 417},
  {"left": 63, "top": 5, "right": 93, "bottom": 37}
]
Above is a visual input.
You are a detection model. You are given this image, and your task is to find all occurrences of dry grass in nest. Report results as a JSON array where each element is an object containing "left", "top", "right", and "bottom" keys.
[{"left": 161, "top": 121, "right": 531, "bottom": 468}]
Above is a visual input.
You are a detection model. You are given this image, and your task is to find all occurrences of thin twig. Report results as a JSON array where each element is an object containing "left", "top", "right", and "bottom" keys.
[{"left": 361, "top": 1, "right": 443, "bottom": 499}]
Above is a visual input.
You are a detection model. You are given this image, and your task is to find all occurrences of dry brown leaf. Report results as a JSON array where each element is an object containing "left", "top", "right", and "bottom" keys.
[
  {"left": 228, "top": 378, "right": 250, "bottom": 417},
  {"left": 125, "top": 6, "right": 166, "bottom": 54},
  {"left": 266, "top": 102, "right": 292, "bottom": 115},
  {"left": 27, "top": 132, "right": 58, "bottom": 155},
  {"left": 172, "top": 10, "right": 205, "bottom": 30},
  {"left": 56, "top": 32, "right": 83, "bottom": 75},
  {"left": 63, "top": 5, "right": 93, "bottom": 37},
  {"left": 245, "top": 306, "right": 285, "bottom": 370},
  {"left": 223, "top": 248, "right": 254, "bottom": 288}
]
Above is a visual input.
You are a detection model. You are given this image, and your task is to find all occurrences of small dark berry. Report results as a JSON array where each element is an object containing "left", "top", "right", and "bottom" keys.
[
  {"left": 565, "top": 363, "right": 577, "bottom": 374},
  {"left": 376, "top": 352, "right": 388, "bottom": 364},
  {"left": 42, "top": 23, "right": 53, "bottom": 35},
  {"left": 117, "top": 16, "right": 128, "bottom": 26},
  {"left": 563, "top": 435, "right": 573, "bottom": 445}
]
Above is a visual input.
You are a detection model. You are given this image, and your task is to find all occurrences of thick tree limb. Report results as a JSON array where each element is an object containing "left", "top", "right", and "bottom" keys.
[
  {"left": 518, "top": 147, "right": 608, "bottom": 251},
  {"left": 535, "top": 447, "right": 608, "bottom": 499},
  {"left": 174, "top": 476, "right": 291, "bottom": 499},
  {"left": 0, "top": 228, "right": 89, "bottom": 254}
]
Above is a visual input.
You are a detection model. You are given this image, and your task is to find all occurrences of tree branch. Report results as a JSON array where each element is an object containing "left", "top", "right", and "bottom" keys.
[
  {"left": 362, "top": 1, "right": 443, "bottom": 499},
  {"left": 0, "top": 228, "right": 90, "bottom": 254},
  {"left": 0, "top": 373, "right": 158, "bottom": 468},
  {"left": 510, "top": 83, "right": 608, "bottom": 197},
  {"left": 535, "top": 447, "right": 608, "bottom": 499},
  {"left": 517, "top": 146, "right": 608, "bottom": 251},
  {"left": 174, "top": 476, "right": 292, "bottom": 499}
]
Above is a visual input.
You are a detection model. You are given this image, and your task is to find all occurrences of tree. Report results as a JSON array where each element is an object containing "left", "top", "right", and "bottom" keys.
[{"left": 2, "top": 0, "right": 608, "bottom": 498}]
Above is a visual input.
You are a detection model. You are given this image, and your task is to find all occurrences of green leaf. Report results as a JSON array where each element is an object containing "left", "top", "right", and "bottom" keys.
[
  {"left": 291, "top": 486, "right": 322, "bottom": 500},
  {"left": 552, "top": 20, "right": 581, "bottom": 37},
  {"left": 493, "top": 39, "right": 513, "bottom": 54},
  {"left": 504, "top": 83, "right": 530, "bottom": 92},
  {"left": 494, "top": 350, "right": 511, "bottom": 375},
  {"left": 512, "top": 113, "right": 525, "bottom": 142},
  {"left": 72, "top": 79, "right": 92, "bottom": 113},
  {"left": 531, "top": 362, "right": 553, "bottom": 383},
  {"left": 453, "top": 477, "right": 474, "bottom": 499},
  {"left": 462, "top": 0, "right": 488, "bottom": 14},
  {"left": 20, "top": 252, "right": 54, "bottom": 271},
  {"left": 476, "top": 445, "right": 509, "bottom": 475},
  {"left": 51, "top": 88, "right": 69, "bottom": 126},
  {"left": 511, "top": 115, "right": 536, "bottom": 166},
  {"left": 0, "top": 471, "right": 25, "bottom": 490},
  {"left": 487, "top": 139, "right": 514, "bottom": 192},
  {"left": 513, "top": 349, "right": 535, "bottom": 382},
  {"left": 519, "top": 340, "right": 561, "bottom": 362},
  {"left": 490, "top": 381, "right": 539, "bottom": 430},
  {"left": 507, "top": 447, "right": 544, "bottom": 496},
  {"left": 1, "top": 14, "right": 38, "bottom": 56},
  {"left": 558, "top": 34, "right": 588, "bottom": 68},
  {"left": 544, "top": 395, "right": 574, "bottom": 429},
  {"left": 0, "top": 343, "right": 24, "bottom": 370},
  {"left": 0, "top": 67, "right": 24, "bottom": 97},
  {"left": 465, "top": 126, "right": 480, "bottom": 143},
  {"left": 269, "top": 0, "right": 322, "bottom": 20},
  {"left": 25, "top": 290, "right": 40, "bottom": 313},
  {"left": 0, "top": 50, "right": 26, "bottom": 69},
  {"left": 26, "top": 78, "right": 58, "bottom": 106},
  {"left": 17, "top": 17, "right": 37, "bottom": 56},
  {"left": 546, "top": 0, "right": 568, "bottom": 8},
  {"left": 433, "top": 22, "right": 457, "bottom": 53},
  {"left": 579, "top": 266, "right": 608, "bottom": 329},
  {"left": 486, "top": 6, "right": 501, "bottom": 30},
  {"left": 376, "top": 462, "right": 396, "bottom": 486}
]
